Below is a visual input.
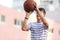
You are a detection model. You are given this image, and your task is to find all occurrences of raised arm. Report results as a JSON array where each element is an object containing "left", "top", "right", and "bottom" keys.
[
  {"left": 22, "top": 12, "right": 32, "bottom": 31},
  {"left": 35, "top": 4, "right": 48, "bottom": 29}
]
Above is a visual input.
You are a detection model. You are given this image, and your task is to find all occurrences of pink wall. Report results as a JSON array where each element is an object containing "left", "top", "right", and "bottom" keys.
[
  {"left": 0, "top": 6, "right": 60, "bottom": 40},
  {"left": 0, "top": 6, "right": 30, "bottom": 40},
  {"left": 52, "top": 22, "right": 60, "bottom": 40}
]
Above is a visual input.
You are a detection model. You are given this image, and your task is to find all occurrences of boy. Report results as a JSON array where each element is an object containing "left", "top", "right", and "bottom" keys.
[{"left": 22, "top": 4, "right": 48, "bottom": 40}]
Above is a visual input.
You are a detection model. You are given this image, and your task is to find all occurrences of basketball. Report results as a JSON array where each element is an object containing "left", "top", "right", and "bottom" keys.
[{"left": 24, "top": 0, "right": 36, "bottom": 13}]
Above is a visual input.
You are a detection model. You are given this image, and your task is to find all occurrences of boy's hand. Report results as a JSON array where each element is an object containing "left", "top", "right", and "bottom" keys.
[
  {"left": 25, "top": 11, "right": 32, "bottom": 18},
  {"left": 34, "top": 3, "right": 39, "bottom": 11}
]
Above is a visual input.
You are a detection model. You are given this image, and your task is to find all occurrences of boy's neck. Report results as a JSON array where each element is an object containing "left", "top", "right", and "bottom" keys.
[{"left": 37, "top": 20, "right": 42, "bottom": 23}]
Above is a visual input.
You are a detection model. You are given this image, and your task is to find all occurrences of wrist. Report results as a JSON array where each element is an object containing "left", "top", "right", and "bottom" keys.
[
  {"left": 35, "top": 9, "right": 39, "bottom": 12},
  {"left": 25, "top": 17, "right": 29, "bottom": 20},
  {"left": 25, "top": 16, "right": 29, "bottom": 18}
]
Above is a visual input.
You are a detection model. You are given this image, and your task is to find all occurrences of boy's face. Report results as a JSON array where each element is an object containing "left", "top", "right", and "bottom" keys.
[{"left": 36, "top": 11, "right": 45, "bottom": 21}]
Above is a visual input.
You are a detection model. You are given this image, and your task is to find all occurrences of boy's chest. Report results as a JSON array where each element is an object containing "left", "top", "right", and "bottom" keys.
[{"left": 30, "top": 25, "right": 45, "bottom": 33}]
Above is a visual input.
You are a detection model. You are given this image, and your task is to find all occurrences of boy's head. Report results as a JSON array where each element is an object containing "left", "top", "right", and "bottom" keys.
[
  {"left": 36, "top": 8, "right": 46, "bottom": 21},
  {"left": 38, "top": 8, "right": 46, "bottom": 16}
]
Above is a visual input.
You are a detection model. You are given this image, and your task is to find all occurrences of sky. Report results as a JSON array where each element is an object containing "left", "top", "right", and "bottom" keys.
[{"left": 0, "top": 0, "right": 13, "bottom": 8}]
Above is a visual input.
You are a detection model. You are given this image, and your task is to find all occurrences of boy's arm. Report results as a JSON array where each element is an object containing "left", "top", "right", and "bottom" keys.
[
  {"left": 34, "top": 3, "right": 48, "bottom": 29},
  {"left": 22, "top": 18, "right": 29, "bottom": 31},
  {"left": 36, "top": 9, "right": 48, "bottom": 29},
  {"left": 22, "top": 12, "right": 32, "bottom": 31}
]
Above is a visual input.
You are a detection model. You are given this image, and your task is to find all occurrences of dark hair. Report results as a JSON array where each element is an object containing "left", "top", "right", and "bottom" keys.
[{"left": 39, "top": 8, "right": 46, "bottom": 15}]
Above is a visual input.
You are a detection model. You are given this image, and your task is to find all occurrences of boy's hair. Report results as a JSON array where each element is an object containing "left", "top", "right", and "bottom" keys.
[{"left": 39, "top": 8, "right": 46, "bottom": 15}]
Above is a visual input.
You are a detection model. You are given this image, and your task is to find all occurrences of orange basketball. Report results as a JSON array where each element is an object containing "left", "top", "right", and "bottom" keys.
[{"left": 24, "top": 0, "right": 36, "bottom": 13}]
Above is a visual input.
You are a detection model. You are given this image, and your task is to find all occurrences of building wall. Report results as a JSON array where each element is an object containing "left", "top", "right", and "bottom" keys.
[{"left": 0, "top": 6, "right": 30, "bottom": 40}]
